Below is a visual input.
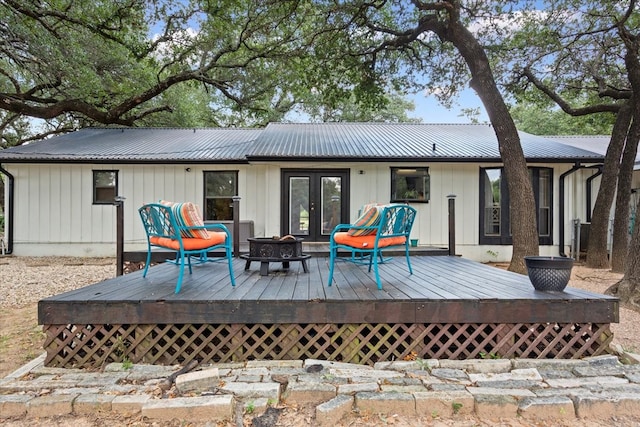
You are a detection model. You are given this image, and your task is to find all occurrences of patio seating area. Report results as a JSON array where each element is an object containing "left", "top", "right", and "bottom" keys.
[
  {"left": 328, "top": 203, "right": 417, "bottom": 289},
  {"left": 138, "top": 202, "right": 236, "bottom": 292},
  {"left": 38, "top": 254, "right": 618, "bottom": 368}
]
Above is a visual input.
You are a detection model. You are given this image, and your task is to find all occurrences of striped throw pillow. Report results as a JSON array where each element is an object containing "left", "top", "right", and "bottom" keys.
[
  {"left": 160, "top": 200, "right": 210, "bottom": 239},
  {"left": 348, "top": 206, "right": 381, "bottom": 236}
]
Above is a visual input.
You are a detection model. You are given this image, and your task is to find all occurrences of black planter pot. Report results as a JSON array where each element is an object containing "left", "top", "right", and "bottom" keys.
[{"left": 524, "top": 256, "right": 574, "bottom": 292}]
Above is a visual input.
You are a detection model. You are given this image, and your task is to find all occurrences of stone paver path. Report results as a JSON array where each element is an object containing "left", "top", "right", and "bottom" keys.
[{"left": 3, "top": 354, "right": 640, "bottom": 425}]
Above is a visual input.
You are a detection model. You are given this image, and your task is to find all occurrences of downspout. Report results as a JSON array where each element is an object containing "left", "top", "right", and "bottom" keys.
[
  {"left": 585, "top": 166, "right": 603, "bottom": 223},
  {"left": 0, "top": 165, "right": 14, "bottom": 255},
  {"left": 558, "top": 164, "right": 602, "bottom": 257}
]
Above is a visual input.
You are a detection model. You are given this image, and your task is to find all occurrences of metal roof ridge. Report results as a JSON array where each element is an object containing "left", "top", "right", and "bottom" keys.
[
  {"left": 544, "top": 135, "right": 610, "bottom": 138},
  {"left": 81, "top": 126, "right": 262, "bottom": 131},
  {"left": 266, "top": 122, "right": 491, "bottom": 126}
]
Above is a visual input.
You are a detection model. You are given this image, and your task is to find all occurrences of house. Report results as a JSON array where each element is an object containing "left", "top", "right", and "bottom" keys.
[
  {"left": 0, "top": 123, "right": 605, "bottom": 262},
  {"left": 549, "top": 135, "right": 640, "bottom": 174},
  {"left": 549, "top": 135, "right": 640, "bottom": 251},
  {"left": 550, "top": 135, "right": 640, "bottom": 191}
]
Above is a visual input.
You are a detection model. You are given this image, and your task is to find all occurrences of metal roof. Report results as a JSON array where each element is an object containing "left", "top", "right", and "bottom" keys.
[
  {"left": 0, "top": 124, "right": 605, "bottom": 164},
  {"left": 0, "top": 127, "right": 262, "bottom": 163},
  {"left": 249, "top": 123, "right": 604, "bottom": 162},
  {"left": 548, "top": 135, "right": 640, "bottom": 170}
]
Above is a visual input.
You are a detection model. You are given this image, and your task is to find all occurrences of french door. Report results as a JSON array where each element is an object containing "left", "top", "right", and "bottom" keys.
[
  {"left": 281, "top": 169, "right": 350, "bottom": 241},
  {"left": 479, "top": 167, "right": 553, "bottom": 245}
]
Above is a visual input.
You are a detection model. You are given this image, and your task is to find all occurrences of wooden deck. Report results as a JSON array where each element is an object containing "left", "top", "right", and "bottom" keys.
[{"left": 39, "top": 255, "right": 619, "bottom": 367}]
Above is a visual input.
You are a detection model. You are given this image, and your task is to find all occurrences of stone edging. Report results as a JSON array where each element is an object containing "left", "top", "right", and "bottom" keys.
[{"left": 3, "top": 355, "right": 640, "bottom": 425}]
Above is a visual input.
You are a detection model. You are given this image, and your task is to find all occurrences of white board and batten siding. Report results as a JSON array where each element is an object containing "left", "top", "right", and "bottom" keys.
[
  {"left": 6, "top": 162, "right": 591, "bottom": 262},
  {"left": 10, "top": 164, "right": 116, "bottom": 256},
  {"left": 8, "top": 163, "right": 260, "bottom": 256}
]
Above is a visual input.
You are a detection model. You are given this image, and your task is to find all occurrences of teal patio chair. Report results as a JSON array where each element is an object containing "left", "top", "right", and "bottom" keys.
[
  {"left": 327, "top": 204, "right": 417, "bottom": 290},
  {"left": 138, "top": 202, "right": 236, "bottom": 293}
]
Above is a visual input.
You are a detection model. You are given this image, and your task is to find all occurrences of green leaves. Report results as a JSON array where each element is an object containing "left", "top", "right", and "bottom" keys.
[{"left": 3, "top": 0, "right": 432, "bottom": 144}]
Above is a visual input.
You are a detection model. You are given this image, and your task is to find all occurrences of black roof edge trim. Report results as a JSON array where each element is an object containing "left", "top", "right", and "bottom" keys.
[
  {"left": 0, "top": 157, "right": 605, "bottom": 165},
  {"left": 245, "top": 156, "right": 606, "bottom": 164},
  {"left": 0, "top": 159, "right": 251, "bottom": 165}
]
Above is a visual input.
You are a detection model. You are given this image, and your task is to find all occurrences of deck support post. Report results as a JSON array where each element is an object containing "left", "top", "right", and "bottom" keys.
[
  {"left": 232, "top": 196, "right": 241, "bottom": 257},
  {"left": 230, "top": 324, "right": 244, "bottom": 361},
  {"left": 134, "top": 324, "right": 155, "bottom": 364},
  {"left": 447, "top": 194, "right": 456, "bottom": 256},
  {"left": 494, "top": 324, "right": 515, "bottom": 358},
  {"left": 114, "top": 196, "right": 126, "bottom": 276}
]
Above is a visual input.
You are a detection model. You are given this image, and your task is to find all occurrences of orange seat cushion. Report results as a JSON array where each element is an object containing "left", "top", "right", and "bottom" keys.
[
  {"left": 333, "top": 232, "right": 406, "bottom": 249},
  {"left": 150, "top": 232, "right": 227, "bottom": 251}
]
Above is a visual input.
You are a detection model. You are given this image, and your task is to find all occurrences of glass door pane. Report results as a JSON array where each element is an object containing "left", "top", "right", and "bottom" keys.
[
  {"left": 289, "top": 177, "right": 309, "bottom": 235},
  {"left": 483, "top": 168, "right": 501, "bottom": 236},
  {"left": 538, "top": 169, "right": 551, "bottom": 237},
  {"left": 321, "top": 177, "right": 342, "bottom": 235},
  {"left": 282, "top": 169, "right": 349, "bottom": 241}
]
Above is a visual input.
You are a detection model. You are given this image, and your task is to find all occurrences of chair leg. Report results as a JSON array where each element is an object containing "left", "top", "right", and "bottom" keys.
[
  {"left": 226, "top": 245, "right": 236, "bottom": 287},
  {"left": 142, "top": 244, "right": 152, "bottom": 278},
  {"left": 372, "top": 249, "right": 382, "bottom": 290},
  {"left": 187, "top": 254, "right": 193, "bottom": 275},
  {"left": 328, "top": 246, "right": 336, "bottom": 286},
  {"left": 175, "top": 251, "right": 186, "bottom": 294},
  {"left": 405, "top": 244, "right": 413, "bottom": 275}
]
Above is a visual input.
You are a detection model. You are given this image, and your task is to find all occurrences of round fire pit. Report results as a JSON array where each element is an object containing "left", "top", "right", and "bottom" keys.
[
  {"left": 241, "top": 236, "right": 310, "bottom": 276},
  {"left": 524, "top": 256, "right": 574, "bottom": 292}
]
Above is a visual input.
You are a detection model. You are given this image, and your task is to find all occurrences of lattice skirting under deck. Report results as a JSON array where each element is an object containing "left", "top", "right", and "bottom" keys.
[{"left": 42, "top": 322, "right": 614, "bottom": 368}]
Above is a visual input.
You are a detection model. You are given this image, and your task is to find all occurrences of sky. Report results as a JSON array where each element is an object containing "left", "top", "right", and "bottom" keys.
[
  {"left": 411, "top": 89, "right": 490, "bottom": 123},
  {"left": 146, "top": 1, "right": 519, "bottom": 126}
]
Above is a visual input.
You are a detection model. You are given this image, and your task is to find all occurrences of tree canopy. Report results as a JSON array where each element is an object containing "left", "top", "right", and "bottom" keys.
[
  {"left": 1, "top": 0, "right": 547, "bottom": 272},
  {"left": 502, "top": 0, "right": 639, "bottom": 273},
  {"left": 509, "top": 101, "right": 616, "bottom": 136},
  {"left": 7, "top": 0, "right": 638, "bottom": 277},
  {"left": 1, "top": 0, "right": 420, "bottom": 146}
]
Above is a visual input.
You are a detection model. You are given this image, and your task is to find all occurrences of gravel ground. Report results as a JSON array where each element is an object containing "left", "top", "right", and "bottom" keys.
[{"left": 0, "top": 256, "right": 116, "bottom": 308}]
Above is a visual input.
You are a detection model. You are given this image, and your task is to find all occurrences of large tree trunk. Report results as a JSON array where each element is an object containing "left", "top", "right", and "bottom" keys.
[
  {"left": 586, "top": 105, "right": 631, "bottom": 268},
  {"left": 607, "top": 29, "right": 640, "bottom": 298},
  {"left": 606, "top": 194, "right": 640, "bottom": 306},
  {"left": 440, "top": 21, "right": 538, "bottom": 274},
  {"left": 611, "top": 113, "right": 640, "bottom": 273}
]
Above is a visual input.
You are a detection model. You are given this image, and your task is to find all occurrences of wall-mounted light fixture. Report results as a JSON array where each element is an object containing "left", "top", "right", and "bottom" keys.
[
  {"left": 185, "top": 167, "right": 192, "bottom": 172},
  {"left": 397, "top": 169, "right": 417, "bottom": 175}
]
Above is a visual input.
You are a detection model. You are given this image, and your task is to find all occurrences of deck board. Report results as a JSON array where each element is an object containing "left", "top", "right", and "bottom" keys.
[{"left": 39, "top": 255, "right": 618, "bottom": 327}]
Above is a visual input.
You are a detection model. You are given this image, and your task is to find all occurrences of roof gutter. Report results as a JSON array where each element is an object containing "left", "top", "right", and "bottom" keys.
[
  {"left": 559, "top": 163, "right": 602, "bottom": 257},
  {"left": 0, "top": 164, "right": 14, "bottom": 255}
]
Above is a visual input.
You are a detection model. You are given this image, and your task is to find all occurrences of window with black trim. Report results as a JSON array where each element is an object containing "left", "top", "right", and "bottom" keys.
[
  {"left": 391, "top": 167, "right": 430, "bottom": 203},
  {"left": 93, "top": 170, "right": 118, "bottom": 204},
  {"left": 204, "top": 171, "right": 238, "bottom": 220},
  {"left": 479, "top": 167, "right": 553, "bottom": 245}
]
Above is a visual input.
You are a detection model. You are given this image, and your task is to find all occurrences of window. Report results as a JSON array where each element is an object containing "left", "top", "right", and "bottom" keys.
[
  {"left": 391, "top": 167, "right": 430, "bottom": 203},
  {"left": 204, "top": 171, "right": 238, "bottom": 220},
  {"left": 479, "top": 167, "right": 553, "bottom": 245},
  {"left": 93, "top": 170, "right": 118, "bottom": 204},
  {"left": 481, "top": 168, "right": 503, "bottom": 238},
  {"left": 534, "top": 168, "right": 552, "bottom": 238}
]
